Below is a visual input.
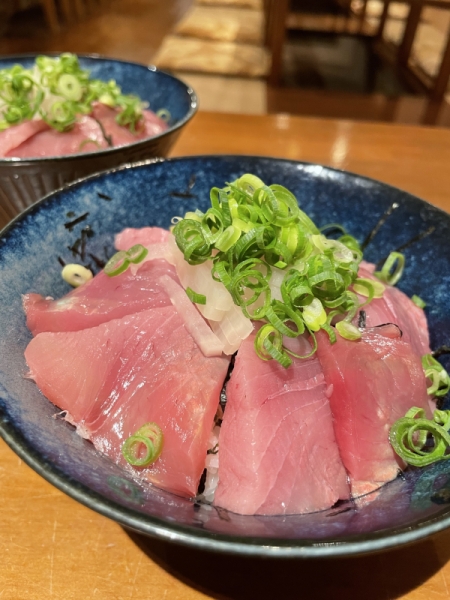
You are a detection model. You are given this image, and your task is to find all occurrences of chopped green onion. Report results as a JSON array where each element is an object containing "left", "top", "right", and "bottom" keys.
[
  {"left": 390, "top": 407, "right": 450, "bottom": 467},
  {"left": 104, "top": 244, "right": 148, "bottom": 277},
  {"left": 104, "top": 251, "right": 130, "bottom": 277},
  {"left": 171, "top": 174, "right": 394, "bottom": 367},
  {"left": 422, "top": 354, "right": 450, "bottom": 397},
  {"left": 374, "top": 251, "right": 405, "bottom": 286},
  {"left": 126, "top": 244, "right": 148, "bottom": 264},
  {"left": 122, "top": 422, "right": 164, "bottom": 467},
  {"left": 0, "top": 53, "right": 150, "bottom": 133},
  {"left": 186, "top": 287, "right": 207, "bottom": 305},
  {"left": 336, "top": 320, "right": 362, "bottom": 341},
  {"left": 412, "top": 294, "right": 426, "bottom": 309}
]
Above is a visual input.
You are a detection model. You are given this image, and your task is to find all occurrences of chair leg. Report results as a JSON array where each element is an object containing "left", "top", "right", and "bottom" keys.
[
  {"left": 431, "top": 34, "right": 450, "bottom": 102},
  {"left": 267, "top": 0, "right": 290, "bottom": 87},
  {"left": 40, "top": 0, "right": 59, "bottom": 33}
]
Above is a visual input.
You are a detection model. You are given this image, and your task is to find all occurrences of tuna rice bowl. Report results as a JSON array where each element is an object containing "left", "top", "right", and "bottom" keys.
[{"left": 20, "top": 169, "right": 450, "bottom": 518}]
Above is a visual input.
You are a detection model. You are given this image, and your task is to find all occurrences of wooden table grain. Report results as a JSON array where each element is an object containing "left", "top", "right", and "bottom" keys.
[{"left": 2, "top": 111, "right": 450, "bottom": 600}]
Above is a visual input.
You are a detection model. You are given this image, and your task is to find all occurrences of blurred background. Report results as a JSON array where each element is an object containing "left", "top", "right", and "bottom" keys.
[{"left": 1, "top": 0, "right": 450, "bottom": 127}]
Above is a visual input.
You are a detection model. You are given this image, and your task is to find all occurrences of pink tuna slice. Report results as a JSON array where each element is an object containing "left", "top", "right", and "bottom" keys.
[
  {"left": 115, "top": 227, "right": 170, "bottom": 250},
  {"left": 90, "top": 103, "right": 168, "bottom": 147},
  {"left": 356, "top": 262, "right": 431, "bottom": 356},
  {"left": 23, "top": 258, "right": 178, "bottom": 335},
  {"left": 315, "top": 325, "right": 431, "bottom": 497},
  {"left": 24, "top": 306, "right": 230, "bottom": 497},
  {"left": 0, "top": 120, "right": 50, "bottom": 157},
  {"left": 214, "top": 332, "right": 350, "bottom": 515},
  {"left": 6, "top": 115, "right": 109, "bottom": 158}
]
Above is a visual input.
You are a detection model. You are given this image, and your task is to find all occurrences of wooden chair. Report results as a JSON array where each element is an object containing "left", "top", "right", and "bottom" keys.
[
  {"left": 373, "top": 0, "right": 450, "bottom": 102},
  {"left": 265, "top": 0, "right": 379, "bottom": 85}
]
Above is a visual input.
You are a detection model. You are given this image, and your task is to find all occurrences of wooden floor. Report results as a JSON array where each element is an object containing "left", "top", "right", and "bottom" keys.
[{"left": 0, "top": 0, "right": 192, "bottom": 65}]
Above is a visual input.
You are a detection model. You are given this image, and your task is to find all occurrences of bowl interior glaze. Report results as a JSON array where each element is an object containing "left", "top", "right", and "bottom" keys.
[{"left": 1, "top": 155, "right": 450, "bottom": 558}]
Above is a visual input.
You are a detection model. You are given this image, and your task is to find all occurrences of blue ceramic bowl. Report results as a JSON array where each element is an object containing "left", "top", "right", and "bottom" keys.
[
  {"left": 1, "top": 156, "right": 450, "bottom": 558},
  {"left": 0, "top": 54, "right": 197, "bottom": 227}
]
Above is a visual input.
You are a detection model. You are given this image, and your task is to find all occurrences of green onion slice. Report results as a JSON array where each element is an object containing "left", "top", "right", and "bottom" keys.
[
  {"left": 390, "top": 408, "right": 450, "bottom": 467},
  {"left": 122, "top": 422, "right": 164, "bottom": 467},
  {"left": 422, "top": 354, "right": 450, "bottom": 397},
  {"left": 126, "top": 244, "right": 148, "bottom": 264},
  {"left": 104, "top": 251, "right": 130, "bottom": 277},
  {"left": 412, "top": 294, "right": 426, "bottom": 309},
  {"left": 374, "top": 251, "right": 405, "bottom": 286},
  {"left": 186, "top": 287, "right": 207, "bottom": 305}
]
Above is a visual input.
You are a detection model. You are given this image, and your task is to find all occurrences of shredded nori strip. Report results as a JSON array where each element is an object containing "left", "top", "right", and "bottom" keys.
[
  {"left": 68, "top": 239, "right": 81, "bottom": 257},
  {"left": 361, "top": 202, "right": 399, "bottom": 251},
  {"left": 375, "top": 226, "right": 435, "bottom": 269},
  {"left": 373, "top": 322, "right": 403, "bottom": 337},
  {"left": 57, "top": 256, "right": 66, "bottom": 267},
  {"left": 170, "top": 174, "right": 198, "bottom": 199},
  {"left": 326, "top": 507, "right": 353, "bottom": 517},
  {"left": 93, "top": 117, "right": 113, "bottom": 147},
  {"left": 97, "top": 192, "right": 112, "bottom": 201},
  {"left": 64, "top": 212, "right": 90, "bottom": 230},
  {"left": 197, "top": 469, "right": 207, "bottom": 495},
  {"left": 207, "top": 444, "right": 219, "bottom": 455},
  {"left": 89, "top": 253, "right": 106, "bottom": 268},
  {"left": 188, "top": 174, "right": 196, "bottom": 189},
  {"left": 66, "top": 211, "right": 76, "bottom": 218},
  {"left": 358, "top": 310, "right": 367, "bottom": 328},
  {"left": 433, "top": 346, "right": 450, "bottom": 359}
]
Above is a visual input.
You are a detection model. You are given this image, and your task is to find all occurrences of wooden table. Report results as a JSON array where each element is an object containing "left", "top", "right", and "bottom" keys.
[{"left": 2, "top": 111, "right": 450, "bottom": 599}]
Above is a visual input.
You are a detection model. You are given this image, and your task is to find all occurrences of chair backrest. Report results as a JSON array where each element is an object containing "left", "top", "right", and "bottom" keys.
[{"left": 375, "top": 0, "right": 450, "bottom": 101}]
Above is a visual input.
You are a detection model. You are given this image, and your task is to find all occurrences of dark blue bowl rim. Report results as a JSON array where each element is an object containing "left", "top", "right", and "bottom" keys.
[
  {"left": 1, "top": 154, "right": 450, "bottom": 559},
  {"left": 0, "top": 53, "right": 198, "bottom": 164}
]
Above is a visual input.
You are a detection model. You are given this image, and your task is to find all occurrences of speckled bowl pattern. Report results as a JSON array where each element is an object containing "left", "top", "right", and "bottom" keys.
[
  {"left": 0, "top": 55, "right": 197, "bottom": 227},
  {"left": 1, "top": 156, "right": 450, "bottom": 558}
]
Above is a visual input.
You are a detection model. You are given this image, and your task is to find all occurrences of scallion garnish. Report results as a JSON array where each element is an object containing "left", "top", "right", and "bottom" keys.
[
  {"left": 422, "top": 354, "right": 450, "bottom": 397},
  {"left": 374, "top": 251, "right": 405, "bottom": 286},
  {"left": 0, "top": 53, "right": 147, "bottom": 133},
  {"left": 412, "top": 294, "right": 426, "bottom": 309},
  {"left": 104, "top": 244, "right": 148, "bottom": 277},
  {"left": 390, "top": 407, "right": 450, "bottom": 467},
  {"left": 122, "top": 422, "right": 163, "bottom": 467},
  {"left": 186, "top": 287, "right": 207, "bottom": 305},
  {"left": 172, "top": 174, "right": 372, "bottom": 366}
]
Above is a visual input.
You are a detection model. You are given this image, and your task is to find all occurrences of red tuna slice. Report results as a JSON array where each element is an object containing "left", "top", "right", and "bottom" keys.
[
  {"left": 315, "top": 326, "right": 431, "bottom": 497},
  {"left": 90, "top": 103, "right": 168, "bottom": 147},
  {"left": 6, "top": 115, "right": 109, "bottom": 158},
  {"left": 23, "top": 258, "right": 177, "bottom": 335},
  {"left": 0, "top": 120, "right": 50, "bottom": 157},
  {"left": 214, "top": 332, "right": 350, "bottom": 515},
  {"left": 357, "top": 262, "right": 430, "bottom": 356},
  {"left": 115, "top": 227, "right": 170, "bottom": 251},
  {"left": 24, "top": 306, "right": 230, "bottom": 497}
]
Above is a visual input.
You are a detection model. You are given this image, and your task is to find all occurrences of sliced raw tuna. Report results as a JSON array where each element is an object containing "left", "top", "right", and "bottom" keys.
[
  {"left": 115, "top": 227, "right": 170, "bottom": 250},
  {"left": 0, "top": 120, "right": 50, "bottom": 157},
  {"left": 214, "top": 333, "right": 350, "bottom": 515},
  {"left": 315, "top": 325, "right": 431, "bottom": 497},
  {"left": 23, "top": 258, "right": 178, "bottom": 335},
  {"left": 356, "top": 262, "right": 431, "bottom": 356},
  {"left": 6, "top": 115, "right": 109, "bottom": 158},
  {"left": 24, "top": 306, "right": 230, "bottom": 497},
  {"left": 90, "top": 103, "right": 168, "bottom": 147}
]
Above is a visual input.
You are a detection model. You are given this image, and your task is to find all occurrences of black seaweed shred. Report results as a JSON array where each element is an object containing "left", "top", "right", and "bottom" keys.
[
  {"left": 197, "top": 469, "right": 207, "bottom": 495},
  {"left": 93, "top": 117, "right": 113, "bottom": 147},
  {"left": 97, "top": 192, "right": 112, "bottom": 201},
  {"left": 433, "top": 346, "right": 450, "bottom": 359},
  {"left": 373, "top": 322, "right": 403, "bottom": 337},
  {"left": 66, "top": 211, "right": 76, "bottom": 218},
  {"left": 358, "top": 310, "right": 366, "bottom": 328},
  {"left": 89, "top": 253, "right": 106, "bottom": 269},
  {"left": 64, "top": 212, "right": 90, "bottom": 230},
  {"left": 57, "top": 256, "right": 66, "bottom": 267},
  {"left": 326, "top": 507, "right": 353, "bottom": 517},
  {"left": 170, "top": 173, "right": 198, "bottom": 199},
  {"left": 375, "top": 226, "right": 435, "bottom": 269},
  {"left": 361, "top": 202, "right": 399, "bottom": 251}
]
